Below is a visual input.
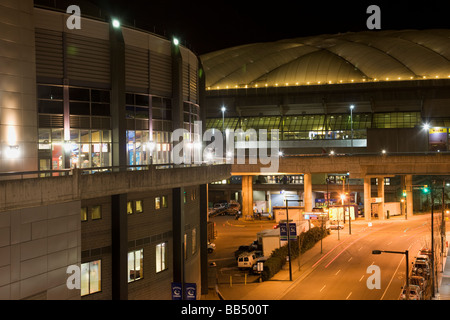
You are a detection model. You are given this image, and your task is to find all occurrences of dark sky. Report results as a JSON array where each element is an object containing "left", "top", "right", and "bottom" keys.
[{"left": 85, "top": 0, "right": 450, "bottom": 55}]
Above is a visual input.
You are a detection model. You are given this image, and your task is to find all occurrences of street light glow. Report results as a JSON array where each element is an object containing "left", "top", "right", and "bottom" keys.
[{"left": 112, "top": 19, "right": 121, "bottom": 28}]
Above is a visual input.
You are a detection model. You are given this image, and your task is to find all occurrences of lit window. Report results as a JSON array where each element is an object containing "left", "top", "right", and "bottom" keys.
[
  {"left": 127, "top": 201, "right": 133, "bottom": 215},
  {"left": 155, "top": 197, "right": 161, "bottom": 210},
  {"left": 192, "top": 228, "right": 197, "bottom": 255},
  {"left": 81, "top": 260, "right": 101, "bottom": 296},
  {"left": 135, "top": 200, "right": 143, "bottom": 213},
  {"left": 81, "top": 207, "right": 87, "bottom": 222},
  {"left": 91, "top": 205, "right": 101, "bottom": 220},
  {"left": 162, "top": 196, "right": 168, "bottom": 208},
  {"left": 128, "top": 249, "right": 143, "bottom": 282},
  {"left": 156, "top": 243, "right": 167, "bottom": 273}
]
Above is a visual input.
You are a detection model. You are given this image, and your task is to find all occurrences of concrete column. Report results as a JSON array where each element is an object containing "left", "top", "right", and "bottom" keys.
[
  {"left": 172, "top": 187, "right": 185, "bottom": 289},
  {"left": 110, "top": 22, "right": 127, "bottom": 169},
  {"left": 304, "top": 173, "right": 313, "bottom": 212},
  {"left": 111, "top": 193, "right": 128, "bottom": 300},
  {"left": 406, "top": 174, "right": 413, "bottom": 218},
  {"left": 377, "top": 177, "right": 385, "bottom": 219},
  {"left": 364, "top": 177, "right": 371, "bottom": 221},
  {"left": 199, "top": 184, "right": 208, "bottom": 295},
  {"left": 241, "top": 175, "right": 253, "bottom": 219}
]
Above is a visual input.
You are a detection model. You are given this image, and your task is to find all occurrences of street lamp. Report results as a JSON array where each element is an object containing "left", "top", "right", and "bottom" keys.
[
  {"left": 221, "top": 106, "right": 226, "bottom": 134},
  {"left": 372, "top": 249, "right": 410, "bottom": 299},
  {"left": 350, "top": 105, "right": 354, "bottom": 154}
]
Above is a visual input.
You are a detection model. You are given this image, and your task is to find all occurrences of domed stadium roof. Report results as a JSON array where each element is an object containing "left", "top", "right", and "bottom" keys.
[{"left": 200, "top": 29, "right": 450, "bottom": 90}]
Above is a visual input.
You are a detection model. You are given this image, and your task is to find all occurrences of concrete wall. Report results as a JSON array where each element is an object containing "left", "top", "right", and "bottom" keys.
[
  {"left": 0, "top": 200, "right": 81, "bottom": 300},
  {"left": 0, "top": 0, "right": 38, "bottom": 172}
]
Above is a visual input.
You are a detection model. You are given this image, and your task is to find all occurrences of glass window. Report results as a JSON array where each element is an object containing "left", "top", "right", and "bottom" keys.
[
  {"left": 135, "top": 200, "right": 143, "bottom": 213},
  {"left": 162, "top": 196, "right": 168, "bottom": 208},
  {"left": 69, "top": 87, "right": 90, "bottom": 101},
  {"left": 81, "top": 260, "right": 101, "bottom": 296},
  {"left": 128, "top": 249, "right": 143, "bottom": 282},
  {"left": 91, "top": 205, "right": 101, "bottom": 220},
  {"left": 156, "top": 242, "right": 167, "bottom": 273},
  {"left": 37, "top": 85, "right": 64, "bottom": 100},
  {"left": 155, "top": 197, "right": 161, "bottom": 210},
  {"left": 70, "top": 102, "right": 90, "bottom": 116},
  {"left": 91, "top": 90, "right": 110, "bottom": 103},
  {"left": 38, "top": 100, "right": 63, "bottom": 114},
  {"left": 81, "top": 207, "right": 87, "bottom": 221},
  {"left": 191, "top": 228, "right": 197, "bottom": 255},
  {"left": 127, "top": 201, "right": 133, "bottom": 215}
]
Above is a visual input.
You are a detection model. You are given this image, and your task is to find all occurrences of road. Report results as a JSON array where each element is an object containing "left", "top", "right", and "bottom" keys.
[
  {"left": 208, "top": 214, "right": 445, "bottom": 300},
  {"left": 279, "top": 214, "right": 437, "bottom": 300}
]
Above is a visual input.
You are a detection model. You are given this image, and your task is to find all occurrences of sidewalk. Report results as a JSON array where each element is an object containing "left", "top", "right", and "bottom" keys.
[
  {"left": 202, "top": 215, "right": 450, "bottom": 301},
  {"left": 432, "top": 232, "right": 450, "bottom": 300}
]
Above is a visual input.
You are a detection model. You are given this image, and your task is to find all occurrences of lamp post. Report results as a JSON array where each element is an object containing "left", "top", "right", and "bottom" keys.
[
  {"left": 221, "top": 106, "right": 226, "bottom": 134},
  {"left": 350, "top": 104, "right": 354, "bottom": 154},
  {"left": 372, "top": 249, "right": 409, "bottom": 299},
  {"left": 284, "top": 198, "right": 300, "bottom": 281}
]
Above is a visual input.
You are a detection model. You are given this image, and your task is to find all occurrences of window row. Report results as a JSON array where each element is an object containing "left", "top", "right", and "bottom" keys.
[
  {"left": 81, "top": 243, "right": 168, "bottom": 296},
  {"left": 206, "top": 112, "right": 423, "bottom": 133}
]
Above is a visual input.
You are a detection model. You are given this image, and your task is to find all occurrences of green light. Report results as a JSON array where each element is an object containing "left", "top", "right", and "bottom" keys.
[{"left": 423, "top": 185, "right": 429, "bottom": 193}]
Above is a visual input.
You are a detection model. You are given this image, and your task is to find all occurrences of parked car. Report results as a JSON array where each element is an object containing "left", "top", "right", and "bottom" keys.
[
  {"left": 207, "top": 242, "right": 216, "bottom": 253},
  {"left": 412, "top": 261, "right": 431, "bottom": 279},
  {"left": 410, "top": 275, "right": 428, "bottom": 293},
  {"left": 399, "top": 285, "right": 422, "bottom": 300},
  {"left": 415, "top": 254, "right": 430, "bottom": 264}
]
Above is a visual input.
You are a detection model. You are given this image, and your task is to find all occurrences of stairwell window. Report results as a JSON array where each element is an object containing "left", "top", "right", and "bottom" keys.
[{"left": 156, "top": 242, "right": 167, "bottom": 273}]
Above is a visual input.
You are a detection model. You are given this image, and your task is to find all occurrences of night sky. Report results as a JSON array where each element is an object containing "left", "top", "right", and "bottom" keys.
[{"left": 84, "top": 0, "right": 450, "bottom": 55}]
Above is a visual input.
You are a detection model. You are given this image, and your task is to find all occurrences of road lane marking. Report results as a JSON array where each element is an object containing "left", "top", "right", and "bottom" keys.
[
  {"left": 335, "top": 269, "right": 341, "bottom": 275},
  {"left": 320, "top": 285, "right": 326, "bottom": 292},
  {"left": 359, "top": 275, "right": 364, "bottom": 282},
  {"left": 346, "top": 292, "right": 352, "bottom": 300},
  {"left": 348, "top": 257, "right": 353, "bottom": 262}
]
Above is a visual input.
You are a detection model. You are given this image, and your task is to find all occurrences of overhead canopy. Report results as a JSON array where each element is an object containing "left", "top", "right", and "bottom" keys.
[{"left": 200, "top": 29, "right": 450, "bottom": 89}]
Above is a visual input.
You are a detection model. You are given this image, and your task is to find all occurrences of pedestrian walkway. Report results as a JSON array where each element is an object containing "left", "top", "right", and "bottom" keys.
[{"left": 432, "top": 233, "right": 450, "bottom": 300}]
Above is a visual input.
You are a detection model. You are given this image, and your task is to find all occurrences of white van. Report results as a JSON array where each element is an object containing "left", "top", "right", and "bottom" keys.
[{"left": 237, "top": 252, "right": 257, "bottom": 270}]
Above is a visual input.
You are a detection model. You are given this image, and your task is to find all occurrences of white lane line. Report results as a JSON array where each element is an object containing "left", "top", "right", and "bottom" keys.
[
  {"left": 335, "top": 269, "right": 341, "bottom": 275},
  {"left": 359, "top": 275, "right": 365, "bottom": 282},
  {"left": 346, "top": 292, "right": 352, "bottom": 300},
  {"left": 348, "top": 257, "right": 353, "bottom": 262},
  {"left": 320, "top": 285, "right": 326, "bottom": 292}
]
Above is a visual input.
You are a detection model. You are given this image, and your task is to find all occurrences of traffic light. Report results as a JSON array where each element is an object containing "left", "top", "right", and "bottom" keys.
[
  {"left": 423, "top": 185, "right": 429, "bottom": 193},
  {"left": 402, "top": 190, "right": 407, "bottom": 197}
]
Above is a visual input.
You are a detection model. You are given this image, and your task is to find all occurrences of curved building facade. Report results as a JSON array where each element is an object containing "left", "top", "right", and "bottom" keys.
[{"left": 0, "top": 0, "right": 223, "bottom": 301}]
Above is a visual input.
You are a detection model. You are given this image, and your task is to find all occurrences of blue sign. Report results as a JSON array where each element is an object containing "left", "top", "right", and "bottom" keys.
[
  {"left": 171, "top": 282, "right": 182, "bottom": 300},
  {"left": 280, "top": 222, "right": 296, "bottom": 240},
  {"left": 280, "top": 222, "right": 288, "bottom": 240},
  {"left": 185, "top": 283, "right": 197, "bottom": 300}
]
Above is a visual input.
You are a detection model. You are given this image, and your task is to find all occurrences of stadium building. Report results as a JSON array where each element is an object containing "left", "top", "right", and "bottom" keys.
[{"left": 201, "top": 30, "right": 450, "bottom": 214}]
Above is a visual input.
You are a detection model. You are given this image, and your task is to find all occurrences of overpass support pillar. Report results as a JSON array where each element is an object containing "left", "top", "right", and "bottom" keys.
[
  {"left": 377, "top": 177, "right": 385, "bottom": 220},
  {"left": 364, "top": 177, "right": 371, "bottom": 221},
  {"left": 241, "top": 175, "right": 253, "bottom": 219},
  {"left": 405, "top": 174, "right": 413, "bottom": 218},
  {"left": 304, "top": 173, "right": 313, "bottom": 212}
]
